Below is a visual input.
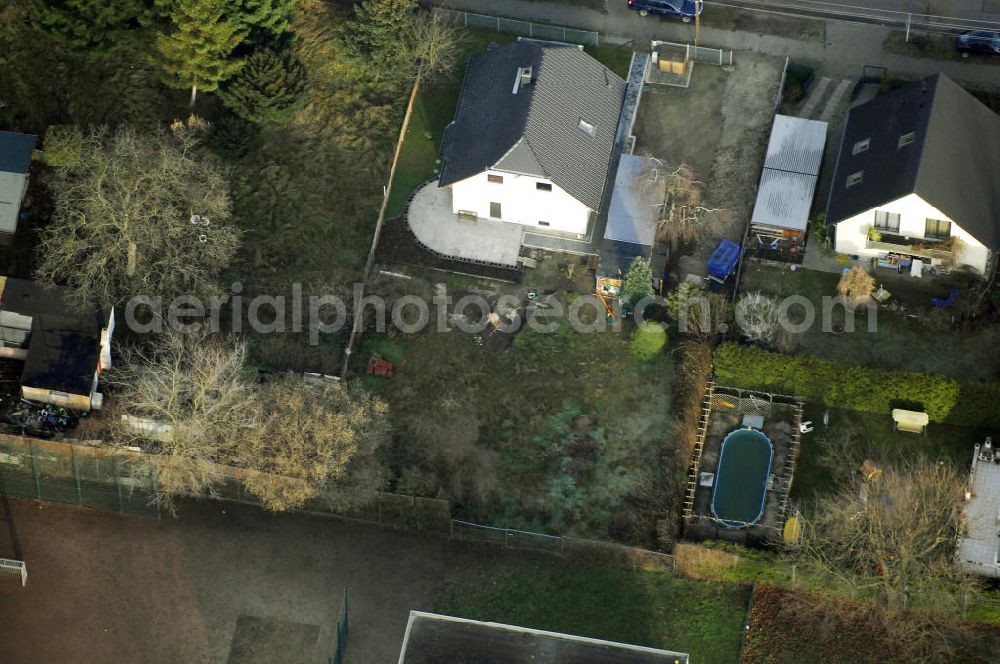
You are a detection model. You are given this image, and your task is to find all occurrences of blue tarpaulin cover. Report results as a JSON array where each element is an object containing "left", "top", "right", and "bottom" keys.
[{"left": 706, "top": 239, "right": 741, "bottom": 280}]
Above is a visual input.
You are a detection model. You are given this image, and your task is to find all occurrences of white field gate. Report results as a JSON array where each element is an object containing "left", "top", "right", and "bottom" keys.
[{"left": 0, "top": 557, "right": 27, "bottom": 586}]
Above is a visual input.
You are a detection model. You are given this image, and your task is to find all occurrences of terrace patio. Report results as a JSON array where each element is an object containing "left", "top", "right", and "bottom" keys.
[{"left": 404, "top": 181, "right": 523, "bottom": 268}]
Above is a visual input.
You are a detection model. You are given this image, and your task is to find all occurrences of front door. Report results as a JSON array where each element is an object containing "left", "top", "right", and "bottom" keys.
[{"left": 490, "top": 202, "right": 501, "bottom": 219}]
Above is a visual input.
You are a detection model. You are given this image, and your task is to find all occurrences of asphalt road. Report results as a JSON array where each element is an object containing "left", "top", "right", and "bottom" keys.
[{"left": 708, "top": 0, "right": 1000, "bottom": 32}]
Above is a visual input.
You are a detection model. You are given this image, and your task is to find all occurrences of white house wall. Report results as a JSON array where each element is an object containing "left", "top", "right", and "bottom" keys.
[
  {"left": 448, "top": 170, "right": 592, "bottom": 236},
  {"left": 834, "top": 193, "right": 991, "bottom": 274}
]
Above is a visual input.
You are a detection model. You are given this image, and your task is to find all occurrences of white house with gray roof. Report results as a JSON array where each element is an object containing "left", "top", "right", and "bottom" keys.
[
  {"left": 826, "top": 74, "right": 1000, "bottom": 275},
  {"left": 438, "top": 41, "right": 626, "bottom": 237}
]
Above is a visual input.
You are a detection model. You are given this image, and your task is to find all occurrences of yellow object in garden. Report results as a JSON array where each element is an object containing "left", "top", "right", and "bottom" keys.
[
  {"left": 835, "top": 254, "right": 850, "bottom": 265},
  {"left": 783, "top": 516, "right": 803, "bottom": 544}
]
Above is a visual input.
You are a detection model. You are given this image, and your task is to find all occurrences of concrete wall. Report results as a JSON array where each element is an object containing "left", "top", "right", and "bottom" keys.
[
  {"left": 21, "top": 385, "right": 94, "bottom": 412},
  {"left": 449, "top": 169, "right": 592, "bottom": 236},
  {"left": 834, "top": 193, "right": 991, "bottom": 274}
]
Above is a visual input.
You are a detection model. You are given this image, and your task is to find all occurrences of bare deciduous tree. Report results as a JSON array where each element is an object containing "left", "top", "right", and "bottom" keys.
[
  {"left": 243, "top": 376, "right": 389, "bottom": 511},
  {"left": 108, "top": 330, "right": 258, "bottom": 511},
  {"left": 109, "top": 331, "right": 389, "bottom": 513},
  {"left": 37, "top": 118, "right": 239, "bottom": 308},
  {"left": 793, "top": 458, "right": 974, "bottom": 611},
  {"left": 405, "top": 9, "right": 467, "bottom": 83},
  {"left": 637, "top": 157, "right": 733, "bottom": 248}
]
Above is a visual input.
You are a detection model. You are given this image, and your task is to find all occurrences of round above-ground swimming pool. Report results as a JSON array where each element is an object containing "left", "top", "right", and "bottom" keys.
[{"left": 711, "top": 428, "right": 773, "bottom": 528}]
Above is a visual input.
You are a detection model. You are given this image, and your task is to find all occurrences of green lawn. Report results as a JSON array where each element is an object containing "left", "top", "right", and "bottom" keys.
[
  {"left": 435, "top": 548, "right": 749, "bottom": 662},
  {"left": 740, "top": 264, "right": 1000, "bottom": 380},
  {"left": 790, "top": 405, "right": 985, "bottom": 504},
  {"left": 386, "top": 28, "right": 635, "bottom": 217}
]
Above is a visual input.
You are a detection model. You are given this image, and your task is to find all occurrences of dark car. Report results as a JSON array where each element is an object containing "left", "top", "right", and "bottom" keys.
[
  {"left": 626, "top": 0, "right": 703, "bottom": 23},
  {"left": 955, "top": 30, "right": 1000, "bottom": 57}
]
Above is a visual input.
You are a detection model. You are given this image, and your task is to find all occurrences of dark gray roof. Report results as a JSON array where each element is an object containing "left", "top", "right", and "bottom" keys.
[
  {"left": 439, "top": 41, "right": 626, "bottom": 210},
  {"left": 1, "top": 278, "right": 108, "bottom": 396},
  {"left": 826, "top": 74, "right": 1000, "bottom": 249},
  {"left": 399, "top": 612, "right": 690, "bottom": 664},
  {"left": 0, "top": 131, "right": 37, "bottom": 173}
]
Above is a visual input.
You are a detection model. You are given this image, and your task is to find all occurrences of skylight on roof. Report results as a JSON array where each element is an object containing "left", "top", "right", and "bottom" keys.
[
  {"left": 578, "top": 118, "right": 595, "bottom": 136},
  {"left": 898, "top": 131, "right": 915, "bottom": 148}
]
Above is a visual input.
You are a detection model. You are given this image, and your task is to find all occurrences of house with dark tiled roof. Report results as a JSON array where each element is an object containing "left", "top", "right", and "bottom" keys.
[
  {"left": 438, "top": 40, "right": 626, "bottom": 237},
  {"left": 0, "top": 130, "right": 37, "bottom": 243},
  {"left": 826, "top": 74, "right": 1000, "bottom": 275}
]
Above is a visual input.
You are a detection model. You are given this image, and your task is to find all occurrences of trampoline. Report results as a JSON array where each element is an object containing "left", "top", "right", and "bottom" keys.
[{"left": 711, "top": 428, "right": 773, "bottom": 528}]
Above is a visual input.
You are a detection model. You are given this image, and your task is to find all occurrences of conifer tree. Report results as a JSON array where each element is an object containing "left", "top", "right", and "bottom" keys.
[
  {"left": 29, "top": 0, "right": 154, "bottom": 52},
  {"left": 234, "top": 0, "right": 296, "bottom": 38},
  {"left": 352, "top": 0, "right": 416, "bottom": 69},
  {"left": 218, "top": 49, "right": 306, "bottom": 125},
  {"left": 621, "top": 257, "right": 654, "bottom": 309},
  {"left": 156, "top": 0, "right": 246, "bottom": 106}
]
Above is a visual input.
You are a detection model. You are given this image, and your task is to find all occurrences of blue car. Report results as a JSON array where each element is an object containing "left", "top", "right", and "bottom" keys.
[
  {"left": 954, "top": 30, "right": 1000, "bottom": 57},
  {"left": 627, "top": 0, "right": 703, "bottom": 22}
]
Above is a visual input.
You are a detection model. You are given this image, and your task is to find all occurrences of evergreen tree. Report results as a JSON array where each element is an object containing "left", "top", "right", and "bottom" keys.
[
  {"left": 218, "top": 48, "right": 306, "bottom": 125},
  {"left": 29, "top": 0, "right": 154, "bottom": 52},
  {"left": 155, "top": 0, "right": 246, "bottom": 107},
  {"left": 620, "top": 257, "right": 654, "bottom": 309},
  {"left": 352, "top": 0, "right": 416, "bottom": 69},
  {"left": 234, "top": 0, "right": 296, "bottom": 38}
]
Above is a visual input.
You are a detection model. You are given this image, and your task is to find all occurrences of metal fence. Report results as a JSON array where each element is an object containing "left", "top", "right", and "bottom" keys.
[
  {"left": 0, "top": 557, "right": 27, "bottom": 586},
  {"left": 0, "top": 435, "right": 160, "bottom": 518},
  {"left": 436, "top": 8, "right": 600, "bottom": 46},
  {"left": 451, "top": 520, "right": 677, "bottom": 573}
]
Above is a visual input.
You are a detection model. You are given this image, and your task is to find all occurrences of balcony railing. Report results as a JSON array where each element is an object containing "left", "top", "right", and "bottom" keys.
[{"left": 866, "top": 235, "right": 953, "bottom": 259}]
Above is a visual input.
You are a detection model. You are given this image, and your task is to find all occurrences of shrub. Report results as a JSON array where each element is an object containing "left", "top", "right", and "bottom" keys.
[
  {"left": 42, "top": 124, "right": 84, "bottom": 167},
  {"left": 630, "top": 322, "right": 667, "bottom": 361},
  {"left": 714, "top": 343, "right": 1000, "bottom": 428}
]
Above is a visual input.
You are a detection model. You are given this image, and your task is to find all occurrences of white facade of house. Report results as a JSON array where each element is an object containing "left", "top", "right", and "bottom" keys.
[
  {"left": 834, "top": 193, "right": 991, "bottom": 274},
  {"left": 448, "top": 169, "right": 592, "bottom": 236}
]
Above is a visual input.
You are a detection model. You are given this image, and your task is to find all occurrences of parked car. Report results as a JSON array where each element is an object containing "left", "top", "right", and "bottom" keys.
[
  {"left": 626, "top": 0, "right": 703, "bottom": 23},
  {"left": 954, "top": 30, "right": 1000, "bottom": 57}
]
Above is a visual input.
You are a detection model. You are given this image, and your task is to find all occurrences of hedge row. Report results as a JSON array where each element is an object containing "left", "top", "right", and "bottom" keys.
[{"left": 713, "top": 343, "right": 1000, "bottom": 429}]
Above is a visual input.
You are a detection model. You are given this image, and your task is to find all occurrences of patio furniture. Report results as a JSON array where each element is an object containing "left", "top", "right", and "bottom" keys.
[
  {"left": 892, "top": 408, "right": 929, "bottom": 434},
  {"left": 931, "top": 286, "right": 958, "bottom": 308},
  {"left": 799, "top": 421, "right": 814, "bottom": 433},
  {"left": 872, "top": 285, "right": 891, "bottom": 304}
]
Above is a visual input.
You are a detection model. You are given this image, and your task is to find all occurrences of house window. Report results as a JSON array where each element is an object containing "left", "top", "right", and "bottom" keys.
[
  {"left": 536, "top": 182, "right": 552, "bottom": 192},
  {"left": 846, "top": 171, "right": 863, "bottom": 188},
  {"left": 487, "top": 174, "right": 504, "bottom": 184},
  {"left": 924, "top": 218, "right": 951, "bottom": 240},
  {"left": 490, "top": 202, "right": 502, "bottom": 219},
  {"left": 852, "top": 138, "right": 870, "bottom": 155},
  {"left": 538, "top": 220, "right": 550, "bottom": 227},
  {"left": 873, "top": 210, "right": 900, "bottom": 233},
  {"left": 898, "top": 132, "right": 915, "bottom": 148}
]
